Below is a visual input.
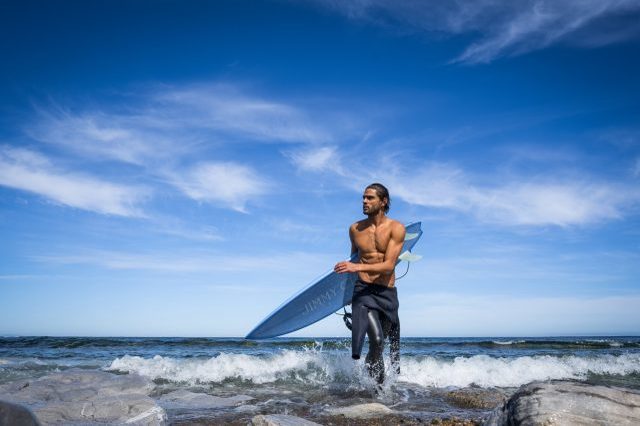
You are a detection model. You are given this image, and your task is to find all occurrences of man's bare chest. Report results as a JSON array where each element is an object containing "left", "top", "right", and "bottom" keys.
[{"left": 354, "top": 227, "right": 391, "bottom": 254}]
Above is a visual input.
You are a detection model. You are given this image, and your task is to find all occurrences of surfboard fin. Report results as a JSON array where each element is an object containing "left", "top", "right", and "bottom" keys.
[
  {"left": 398, "top": 251, "right": 422, "bottom": 262},
  {"left": 404, "top": 232, "right": 419, "bottom": 241}
]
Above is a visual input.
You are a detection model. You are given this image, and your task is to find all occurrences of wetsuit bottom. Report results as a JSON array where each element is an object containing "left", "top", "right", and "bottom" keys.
[{"left": 351, "top": 279, "right": 400, "bottom": 384}]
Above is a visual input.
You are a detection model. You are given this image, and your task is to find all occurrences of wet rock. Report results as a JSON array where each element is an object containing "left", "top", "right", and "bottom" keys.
[
  {"left": 157, "top": 389, "right": 253, "bottom": 409},
  {"left": 235, "top": 404, "right": 260, "bottom": 413},
  {"left": 251, "top": 413, "right": 322, "bottom": 426},
  {"left": 0, "top": 369, "right": 166, "bottom": 425},
  {"left": 485, "top": 380, "right": 640, "bottom": 425},
  {"left": 431, "top": 417, "right": 480, "bottom": 426},
  {"left": 445, "top": 388, "right": 506, "bottom": 409},
  {"left": 325, "top": 402, "right": 393, "bottom": 419},
  {"left": 0, "top": 400, "right": 40, "bottom": 426}
]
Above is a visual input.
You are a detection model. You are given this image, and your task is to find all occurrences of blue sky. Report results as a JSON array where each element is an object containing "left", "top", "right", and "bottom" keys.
[{"left": 1, "top": 0, "right": 639, "bottom": 337}]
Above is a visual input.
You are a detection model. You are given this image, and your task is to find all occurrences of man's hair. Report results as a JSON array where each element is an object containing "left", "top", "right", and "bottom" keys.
[{"left": 366, "top": 183, "right": 390, "bottom": 213}]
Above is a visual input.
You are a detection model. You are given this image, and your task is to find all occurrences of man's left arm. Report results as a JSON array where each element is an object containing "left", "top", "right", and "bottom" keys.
[{"left": 335, "top": 222, "right": 406, "bottom": 274}]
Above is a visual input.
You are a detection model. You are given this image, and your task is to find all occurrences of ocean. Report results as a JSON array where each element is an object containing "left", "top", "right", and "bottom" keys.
[{"left": 1, "top": 336, "right": 640, "bottom": 424}]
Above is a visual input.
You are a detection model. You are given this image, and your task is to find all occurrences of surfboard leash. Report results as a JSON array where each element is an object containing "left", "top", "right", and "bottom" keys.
[
  {"left": 395, "top": 261, "right": 410, "bottom": 280},
  {"left": 335, "top": 306, "right": 353, "bottom": 330}
]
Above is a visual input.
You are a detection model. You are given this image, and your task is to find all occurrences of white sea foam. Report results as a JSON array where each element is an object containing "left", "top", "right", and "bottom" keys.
[
  {"left": 491, "top": 340, "right": 525, "bottom": 345},
  {"left": 400, "top": 353, "right": 640, "bottom": 388},
  {"left": 108, "top": 351, "right": 640, "bottom": 388},
  {"left": 108, "top": 350, "right": 356, "bottom": 385}
]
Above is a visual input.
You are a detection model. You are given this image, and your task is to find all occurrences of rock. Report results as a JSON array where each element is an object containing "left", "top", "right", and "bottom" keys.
[
  {"left": 251, "top": 414, "right": 322, "bottom": 426},
  {"left": 431, "top": 418, "right": 479, "bottom": 426},
  {"left": 157, "top": 389, "right": 253, "bottom": 409},
  {"left": 235, "top": 404, "right": 260, "bottom": 413},
  {"left": 485, "top": 380, "right": 640, "bottom": 425},
  {"left": 325, "top": 402, "right": 393, "bottom": 419},
  {"left": 446, "top": 388, "right": 506, "bottom": 409},
  {"left": 0, "top": 400, "right": 41, "bottom": 426},
  {"left": 0, "top": 369, "right": 166, "bottom": 425}
]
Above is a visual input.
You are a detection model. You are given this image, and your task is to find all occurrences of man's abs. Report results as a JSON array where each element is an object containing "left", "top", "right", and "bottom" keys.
[{"left": 358, "top": 253, "right": 395, "bottom": 287}]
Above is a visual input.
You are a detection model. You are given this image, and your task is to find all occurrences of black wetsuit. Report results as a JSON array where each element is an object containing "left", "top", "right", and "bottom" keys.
[{"left": 351, "top": 279, "right": 400, "bottom": 384}]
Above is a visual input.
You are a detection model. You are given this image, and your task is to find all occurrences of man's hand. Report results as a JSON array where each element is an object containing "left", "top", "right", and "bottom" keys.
[{"left": 334, "top": 261, "right": 360, "bottom": 274}]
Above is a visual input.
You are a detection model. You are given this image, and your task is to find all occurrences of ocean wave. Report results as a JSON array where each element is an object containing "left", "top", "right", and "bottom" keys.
[
  {"left": 401, "top": 353, "right": 640, "bottom": 387},
  {"left": 490, "top": 340, "right": 526, "bottom": 345},
  {"left": 108, "top": 350, "right": 357, "bottom": 385},
  {"left": 2, "top": 337, "right": 639, "bottom": 351},
  {"left": 0, "top": 337, "right": 353, "bottom": 351},
  {"left": 107, "top": 351, "right": 640, "bottom": 388}
]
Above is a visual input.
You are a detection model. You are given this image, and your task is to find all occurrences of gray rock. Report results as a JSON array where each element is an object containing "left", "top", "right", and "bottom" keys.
[
  {"left": 485, "top": 380, "right": 640, "bottom": 426},
  {"left": 157, "top": 389, "right": 253, "bottom": 409},
  {"left": 0, "top": 400, "right": 41, "bottom": 426},
  {"left": 325, "top": 402, "right": 393, "bottom": 419},
  {"left": 0, "top": 369, "right": 166, "bottom": 425},
  {"left": 446, "top": 388, "right": 506, "bottom": 409},
  {"left": 235, "top": 404, "right": 259, "bottom": 413},
  {"left": 251, "top": 414, "right": 322, "bottom": 426}
]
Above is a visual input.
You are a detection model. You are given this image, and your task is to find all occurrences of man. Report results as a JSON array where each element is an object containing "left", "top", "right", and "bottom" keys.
[{"left": 334, "top": 183, "right": 406, "bottom": 384}]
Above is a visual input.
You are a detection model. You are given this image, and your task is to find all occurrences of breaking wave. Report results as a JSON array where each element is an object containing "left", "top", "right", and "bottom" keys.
[{"left": 107, "top": 351, "right": 640, "bottom": 388}]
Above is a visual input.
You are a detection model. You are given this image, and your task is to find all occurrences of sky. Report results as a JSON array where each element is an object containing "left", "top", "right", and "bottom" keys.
[{"left": 1, "top": 0, "right": 639, "bottom": 337}]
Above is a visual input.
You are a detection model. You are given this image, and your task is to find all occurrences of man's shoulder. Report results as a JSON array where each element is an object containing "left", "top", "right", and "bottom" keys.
[
  {"left": 386, "top": 218, "right": 405, "bottom": 229},
  {"left": 385, "top": 219, "right": 406, "bottom": 240}
]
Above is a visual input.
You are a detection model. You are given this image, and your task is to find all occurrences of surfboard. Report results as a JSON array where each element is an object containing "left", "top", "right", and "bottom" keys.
[{"left": 245, "top": 222, "right": 423, "bottom": 339}]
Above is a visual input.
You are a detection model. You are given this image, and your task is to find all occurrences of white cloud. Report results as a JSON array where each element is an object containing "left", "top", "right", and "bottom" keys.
[
  {"left": 23, "top": 83, "right": 349, "bottom": 214},
  {"left": 316, "top": 157, "right": 638, "bottom": 227},
  {"left": 27, "top": 84, "right": 337, "bottom": 167},
  {"left": 309, "top": 0, "right": 640, "bottom": 64},
  {"left": 167, "top": 161, "right": 270, "bottom": 213},
  {"left": 476, "top": 182, "right": 628, "bottom": 226},
  {"left": 0, "top": 146, "right": 148, "bottom": 217},
  {"left": 155, "top": 84, "right": 332, "bottom": 144},
  {"left": 31, "top": 113, "right": 176, "bottom": 166},
  {"left": 33, "top": 249, "right": 331, "bottom": 274},
  {"left": 286, "top": 145, "right": 345, "bottom": 174},
  {"left": 386, "top": 165, "right": 636, "bottom": 226}
]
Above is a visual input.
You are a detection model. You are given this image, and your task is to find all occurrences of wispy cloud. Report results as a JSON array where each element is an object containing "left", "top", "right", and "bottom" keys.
[
  {"left": 296, "top": 150, "right": 640, "bottom": 226},
  {"left": 28, "top": 84, "right": 334, "bottom": 168},
  {"left": 286, "top": 145, "right": 345, "bottom": 174},
  {"left": 308, "top": 0, "right": 640, "bottom": 64},
  {"left": 384, "top": 163, "right": 638, "bottom": 226},
  {"left": 27, "top": 107, "right": 180, "bottom": 166},
  {"left": 166, "top": 162, "right": 270, "bottom": 213},
  {"left": 0, "top": 146, "right": 148, "bottom": 217},
  {"left": 33, "top": 249, "right": 331, "bottom": 273},
  {"left": 154, "top": 84, "right": 333, "bottom": 144},
  {"left": 21, "top": 83, "right": 351, "bottom": 215}
]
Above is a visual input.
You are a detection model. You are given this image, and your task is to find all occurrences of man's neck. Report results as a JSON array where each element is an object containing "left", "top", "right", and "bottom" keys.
[{"left": 367, "top": 212, "right": 386, "bottom": 226}]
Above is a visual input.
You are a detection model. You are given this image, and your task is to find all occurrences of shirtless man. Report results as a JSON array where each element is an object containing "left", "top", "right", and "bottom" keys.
[{"left": 334, "top": 183, "right": 406, "bottom": 384}]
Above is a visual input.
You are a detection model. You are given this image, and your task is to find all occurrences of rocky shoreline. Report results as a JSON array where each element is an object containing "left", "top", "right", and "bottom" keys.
[{"left": 1, "top": 370, "right": 639, "bottom": 425}]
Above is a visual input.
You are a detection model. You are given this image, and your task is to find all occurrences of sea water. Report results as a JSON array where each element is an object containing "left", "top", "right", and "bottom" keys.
[{"left": 1, "top": 336, "right": 640, "bottom": 423}]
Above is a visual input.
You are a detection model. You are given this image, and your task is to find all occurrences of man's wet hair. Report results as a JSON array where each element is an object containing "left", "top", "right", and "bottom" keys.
[{"left": 366, "top": 183, "right": 390, "bottom": 213}]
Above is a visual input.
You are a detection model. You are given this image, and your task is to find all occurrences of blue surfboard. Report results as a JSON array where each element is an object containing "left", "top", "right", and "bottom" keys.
[{"left": 245, "top": 222, "right": 423, "bottom": 339}]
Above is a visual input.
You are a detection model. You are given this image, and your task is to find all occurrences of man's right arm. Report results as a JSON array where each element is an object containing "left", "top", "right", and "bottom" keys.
[
  {"left": 349, "top": 224, "right": 357, "bottom": 258},
  {"left": 335, "top": 224, "right": 359, "bottom": 273}
]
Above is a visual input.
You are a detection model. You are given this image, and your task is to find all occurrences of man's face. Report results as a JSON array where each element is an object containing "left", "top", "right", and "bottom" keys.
[{"left": 362, "top": 188, "right": 385, "bottom": 215}]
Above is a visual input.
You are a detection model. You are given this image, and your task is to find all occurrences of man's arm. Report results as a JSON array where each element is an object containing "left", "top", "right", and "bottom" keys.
[
  {"left": 349, "top": 224, "right": 358, "bottom": 257},
  {"left": 335, "top": 222, "right": 406, "bottom": 274}
]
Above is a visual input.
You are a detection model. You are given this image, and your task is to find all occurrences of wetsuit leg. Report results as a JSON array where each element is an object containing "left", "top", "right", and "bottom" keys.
[
  {"left": 364, "top": 310, "right": 385, "bottom": 384},
  {"left": 351, "top": 290, "right": 369, "bottom": 359},
  {"left": 386, "top": 318, "right": 400, "bottom": 375}
]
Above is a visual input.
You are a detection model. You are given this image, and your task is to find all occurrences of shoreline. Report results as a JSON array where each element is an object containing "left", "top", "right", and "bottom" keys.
[{"left": 2, "top": 369, "right": 639, "bottom": 425}]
